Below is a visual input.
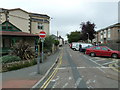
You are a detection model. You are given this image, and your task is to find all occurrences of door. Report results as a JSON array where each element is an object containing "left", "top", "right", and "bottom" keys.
[{"left": 100, "top": 47, "right": 111, "bottom": 56}]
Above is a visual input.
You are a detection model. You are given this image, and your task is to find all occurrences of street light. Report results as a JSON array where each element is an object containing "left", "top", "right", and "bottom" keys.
[{"left": 87, "top": 33, "right": 89, "bottom": 43}]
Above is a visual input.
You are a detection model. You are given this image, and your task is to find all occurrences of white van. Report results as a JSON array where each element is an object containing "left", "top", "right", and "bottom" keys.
[
  {"left": 71, "top": 42, "right": 93, "bottom": 51},
  {"left": 71, "top": 42, "right": 80, "bottom": 51}
]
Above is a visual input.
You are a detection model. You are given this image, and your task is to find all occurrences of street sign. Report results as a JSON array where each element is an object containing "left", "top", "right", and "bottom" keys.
[{"left": 39, "top": 31, "right": 46, "bottom": 38}]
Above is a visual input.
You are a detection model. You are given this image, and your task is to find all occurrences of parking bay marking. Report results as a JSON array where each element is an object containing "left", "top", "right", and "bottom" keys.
[
  {"left": 95, "top": 59, "right": 110, "bottom": 62},
  {"left": 102, "top": 61, "right": 117, "bottom": 65},
  {"left": 83, "top": 55, "right": 107, "bottom": 73}
]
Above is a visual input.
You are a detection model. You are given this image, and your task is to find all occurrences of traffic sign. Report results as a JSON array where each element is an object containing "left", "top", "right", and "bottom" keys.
[{"left": 39, "top": 31, "right": 46, "bottom": 38}]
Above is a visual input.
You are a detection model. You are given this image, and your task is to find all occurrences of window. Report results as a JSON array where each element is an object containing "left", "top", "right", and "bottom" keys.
[
  {"left": 93, "top": 47, "right": 101, "bottom": 50},
  {"left": 38, "top": 23, "right": 44, "bottom": 30},
  {"left": 2, "top": 26, "right": 6, "bottom": 30},
  {"left": 101, "top": 47, "right": 108, "bottom": 51},
  {"left": 8, "top": 26, "right": 12, "bottom": 30}
]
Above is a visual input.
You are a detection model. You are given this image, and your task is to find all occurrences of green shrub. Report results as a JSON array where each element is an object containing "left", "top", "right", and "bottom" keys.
[
  {"left": 3, "top": 59, "right": 37, "bottom": 72},
  {"left": 54, "top": 40, "right": 59, "bottom": 46},
  {"left": 1, "top": 55, "right": 21, "bottom": 64}
]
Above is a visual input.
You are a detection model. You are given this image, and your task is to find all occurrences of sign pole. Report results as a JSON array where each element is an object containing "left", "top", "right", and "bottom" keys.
[
  {"left": 37, "top": 38, "right": 40, "bottom": 74},
  {"left": 41, "top": 38, "right": 44, "bottom": 63},
  {"left": 39, "top": 31, "right": 46, "bottom": 63}
]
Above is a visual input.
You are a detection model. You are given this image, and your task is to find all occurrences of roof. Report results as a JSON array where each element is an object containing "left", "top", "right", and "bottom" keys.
[
  {"left": 0, "top": 31, "right": 39, "bottom": 37},
  {"left": 97, "top": 23, "right": 120, "bottom": 32},
  {"left": 30, "top": 13, "right": 50, "bottom": 19},
  {"left": 0, "top": 8, "right": 29, "bottom": 14}
]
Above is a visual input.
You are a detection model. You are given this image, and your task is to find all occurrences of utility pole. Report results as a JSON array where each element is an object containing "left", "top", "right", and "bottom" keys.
[{"left": 87, "top": 33, "right": 89, "bottom": 43}]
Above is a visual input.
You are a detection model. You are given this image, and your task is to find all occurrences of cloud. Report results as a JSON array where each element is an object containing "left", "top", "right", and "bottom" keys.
[{"left": 0, "top": 0, "right": 118, "bottom": 40}]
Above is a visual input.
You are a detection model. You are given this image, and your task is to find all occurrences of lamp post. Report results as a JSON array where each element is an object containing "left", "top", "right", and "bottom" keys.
[
  {"left": 87, "top": 33, "right": 89, "bottom": 43},
  {"left": 118, "top": 30, "right": 120, "bottom": 51}
]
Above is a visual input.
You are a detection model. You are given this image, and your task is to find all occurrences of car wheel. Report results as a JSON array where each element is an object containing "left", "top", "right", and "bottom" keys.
[
  {"left": 90, "top": 52, "right": 96, "bottom": 57},
  {"left": 112, "top": 54, "right": 118, "bottom": 59}
]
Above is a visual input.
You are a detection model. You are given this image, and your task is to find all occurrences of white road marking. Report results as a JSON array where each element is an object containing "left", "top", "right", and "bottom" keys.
[
  {"left": 51, "top": 76, "right": 60, "bottom": 82},
  {"left": 54, "top": 67, "right": 112, "bottom": 70},
  {"left": 69, "top": 77, "right": 72, "bottom": 80},
  {"left": 97, "top": 67, "right": 106, "bottom": 73},
  {"left": 83, "top": 55, "right": 104, "bottom": 67},
  {"left": 95, "top": 59, "right": 108, "bottom": 62},
  {"left": 102, "top": 61, "right": 117, "bottom": 65},
  {"left": 88, "top": 85, "right": 94, "bottom": 88},
  {"left": 86, "top": 79, "right": 91, "bottom": 84},
  {"left": 52, "top": 82, "right": 59, "bottom": 88},
  {"left": 75, "top": 78, "right": 82, "bottom": 88},
  {"left": 83, "top": 55, "right": 107, "bottom": 73},
  {"left": 62, "top": 83, "right": 68, "bottom": 88},
  {"left": 93, "top": 80, "right": 96, "bottom": 83}
]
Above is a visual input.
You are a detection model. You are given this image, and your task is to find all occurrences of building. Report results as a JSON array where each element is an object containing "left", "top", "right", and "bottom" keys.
[
  {"left": 0, "top": 8, "right": 50, "bottom": 54},
  {"left": 0, "top": 8, "right": 30, "bottom": 33},
  {"left": 96, "top": 23, "right": 120, "bottom": 44},
  {"left": 51, "top": 34, "right": 64, "bottom": 47},
  {"left": 30, "top": 13, "right": 50, "bottom": 35},
  {"left": 0, "top": 8, "right": 50, "bottom": 35}
]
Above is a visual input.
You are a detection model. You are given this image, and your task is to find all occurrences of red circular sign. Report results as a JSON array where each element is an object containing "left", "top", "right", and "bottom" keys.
[{"left": 39, "top": 31, "right": 46, "bottom": 38}]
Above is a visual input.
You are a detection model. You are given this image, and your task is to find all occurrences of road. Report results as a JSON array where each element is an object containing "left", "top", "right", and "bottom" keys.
[{"left": 42, "top": 45, "right": 119, "bottom": 89}]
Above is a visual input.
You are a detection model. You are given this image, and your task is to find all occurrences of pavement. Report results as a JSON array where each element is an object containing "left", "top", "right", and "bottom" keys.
[{"left": 2, "top": 49, "right": 60, "bottom": 89}]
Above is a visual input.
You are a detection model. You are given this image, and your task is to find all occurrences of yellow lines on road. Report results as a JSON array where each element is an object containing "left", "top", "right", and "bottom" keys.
[
  {"left": 109, "top": 64, "right": 120, "bottom": 72},
  {"left": 41, "top": 51, "right": 63, "bottom": 89}
]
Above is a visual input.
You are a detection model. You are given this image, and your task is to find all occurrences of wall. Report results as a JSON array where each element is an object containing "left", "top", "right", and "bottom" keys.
[
  {"left": 31, "top": 16, "right": 50, "bottom": 35},
  {"left": 1, "top": 13, "right": 6, "bottom": 23},
  {"left": 8, "top": 10, "right": 30, "bottom": 33}
]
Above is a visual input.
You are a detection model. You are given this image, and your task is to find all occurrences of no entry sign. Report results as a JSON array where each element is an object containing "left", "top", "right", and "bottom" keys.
[{"left": 39, "top": 31, "right": 46, "bottom": 38}]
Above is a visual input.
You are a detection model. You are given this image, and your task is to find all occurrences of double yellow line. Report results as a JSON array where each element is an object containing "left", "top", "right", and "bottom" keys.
[{"left": 41, "top": 52, "right": 63, "bottom": 89}]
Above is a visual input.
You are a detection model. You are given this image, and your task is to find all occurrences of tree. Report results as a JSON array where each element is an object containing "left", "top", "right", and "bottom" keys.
[
  {"left": 80, "top": 21, "right": 96, "bottom": 42},
  {"left": 67, "top": 31, "right": 81, "bottom": 43},
  {"left": 54, "top": 40, "right": 59, "bottom": 46},
  {"left": 44, "top": 35, "right": 54, "bottom": 52}
]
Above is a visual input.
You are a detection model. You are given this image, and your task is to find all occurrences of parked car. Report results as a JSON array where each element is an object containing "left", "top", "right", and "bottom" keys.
[
  {"left": 81, "top": 45, "right": 94, "bottom": 53},
  {"left": 80, "top": 43, "right": 93, "bottom": 52},
  {"left": 85, "top": 46, "right": 120, "bottom": 58}
]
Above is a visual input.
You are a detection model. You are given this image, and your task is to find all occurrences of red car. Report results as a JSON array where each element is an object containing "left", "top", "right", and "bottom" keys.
[{"left": 85, "top": 46, "right": 120, "bottom": 58}]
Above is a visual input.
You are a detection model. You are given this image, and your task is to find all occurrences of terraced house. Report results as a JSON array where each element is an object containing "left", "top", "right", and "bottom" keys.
[
  {"left": 0, "top": 8, "right": 50, "bottom": 54},
  {"left": 95, "top": 23, "right": 120, "bottom": 50}
]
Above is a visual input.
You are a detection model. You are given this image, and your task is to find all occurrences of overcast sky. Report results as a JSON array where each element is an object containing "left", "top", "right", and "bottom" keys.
[{"left": 0, "top": 0, "right": 119, "bottom": 40}]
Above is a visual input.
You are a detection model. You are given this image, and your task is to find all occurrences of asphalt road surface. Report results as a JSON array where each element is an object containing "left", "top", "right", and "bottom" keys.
[{"left": 44, "top": 45, "right": 119, "bottom": 89}]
